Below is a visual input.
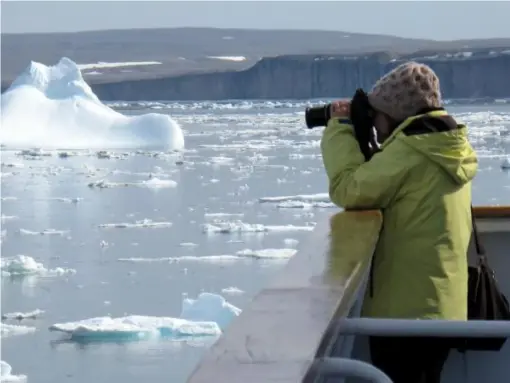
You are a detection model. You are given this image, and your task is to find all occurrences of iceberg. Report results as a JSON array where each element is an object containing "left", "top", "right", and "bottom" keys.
[{"left": 0, "top": 57, "right": 184, "bottom": 150}]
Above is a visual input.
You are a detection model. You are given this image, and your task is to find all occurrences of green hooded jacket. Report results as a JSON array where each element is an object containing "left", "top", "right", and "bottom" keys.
[{"left": 320, "top": 110, "right": 478, "bottom": 320}]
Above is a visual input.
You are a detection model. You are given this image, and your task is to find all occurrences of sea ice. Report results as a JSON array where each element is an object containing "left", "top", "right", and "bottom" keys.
[
  {"left": 2, "top": 309, "right": 44, "bottom": 320},
  {"left": 259, "top": 193, "right": 336, "bottom": 208},
  {"left": 0, "top": 57, "right": 184, "bottom": 150},
  {"left": 0, "top": 361, "right": 27, "bottom": 382},
  {"left": 49, "top": 293, "right": 240, "bottom": 342},
  {"left": 1, "top": 323, "right": 37, "bottom": 339},
  {"left": 180, "top": 293, "right": 241, "bottom": 330},
  {"left": 0, "top": 255, "right": 76, "bottom": 277},
  {"left": 118, "top": 248, "right": 296, "bottom": 263}
]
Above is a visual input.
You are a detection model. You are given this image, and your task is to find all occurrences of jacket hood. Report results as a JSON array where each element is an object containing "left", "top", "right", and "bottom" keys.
[{"left": 384, "top": 111, "right": 478, "bottom": 185}]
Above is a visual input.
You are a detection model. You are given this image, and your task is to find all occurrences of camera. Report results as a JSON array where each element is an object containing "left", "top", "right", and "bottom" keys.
[
  {"left": 305, "top": 104, "right": 332, "bottom": 129},
  {"left": 304, "top": 89, "right": 374, "bottom": 130},
  {"left": 305, "top": 89, "right": 377, "bottom": 160}
]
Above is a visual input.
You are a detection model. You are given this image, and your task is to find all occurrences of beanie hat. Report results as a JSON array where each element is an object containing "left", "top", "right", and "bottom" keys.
[{"left": 368, "top": 61, "right": 442, "bottom": 122}]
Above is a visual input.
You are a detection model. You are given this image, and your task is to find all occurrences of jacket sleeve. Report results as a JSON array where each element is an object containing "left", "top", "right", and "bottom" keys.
[{"left": 320, "top": 119, "right": 411, "bottom": 210}]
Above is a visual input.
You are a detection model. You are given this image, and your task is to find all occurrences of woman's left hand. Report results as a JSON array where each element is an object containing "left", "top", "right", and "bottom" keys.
[{"left": 330, "top": 100, "right": 351, "bottom": 119}]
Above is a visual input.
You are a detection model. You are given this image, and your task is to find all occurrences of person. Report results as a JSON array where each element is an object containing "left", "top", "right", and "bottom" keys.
[{"left": 320, "top": 61, "right": 478, "bottom": 383}]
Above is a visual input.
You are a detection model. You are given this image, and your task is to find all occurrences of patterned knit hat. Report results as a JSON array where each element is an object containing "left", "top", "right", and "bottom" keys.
[{"left": 368, "top": 61, "right": 443, "bottom": 122}]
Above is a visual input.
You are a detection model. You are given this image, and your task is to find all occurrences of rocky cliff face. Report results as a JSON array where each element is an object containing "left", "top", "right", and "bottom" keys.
[{"left": 64, "top": 50, "right": 510, "bottom": 101}]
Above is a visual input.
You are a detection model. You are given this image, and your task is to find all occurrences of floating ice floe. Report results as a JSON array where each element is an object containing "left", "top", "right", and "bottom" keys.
[
  {"left": 259, "top": 193, "right": 336, "bottom": 208},
  {"left": 88, "top": 177, "right": 177, "bottom": 189},
  {"left": 201, "top": 220, "right": 315, "bottom": 234},
  {"left": 1, "top": 323, "right": 37, "bottom": 339},
  {"left": 98, "top": 219, "right": 172, "bottom": 229},
  {"left": 0, "top": 255, "right": 76, "bottom": 277},
  {"left": 49, "top": 293, "right": 240, "bottom": 342},
  {"left": 2, "top": 309, "right": 44, "bottom": 321},
  {"left": 0, "top": 215, "right": 17, "bottom": 222},
  {"left": 221, "top": 287, "right": 245, "bottom": 295},
  {"left": 0, "top": 57, "right": 184, "bottom": 150},
  {"left": 118, "top": 248, "right": 297, "bottom": 263},
  {"left": 0, "top": 360, "right": 27, "bottom": 382},
  {"left": 19, "top": 228, "right": 68, "bottom": 236}
]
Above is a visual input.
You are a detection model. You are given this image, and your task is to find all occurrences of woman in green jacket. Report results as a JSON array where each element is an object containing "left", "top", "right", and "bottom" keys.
[{"left": 320, "top": 62, "right": 478, "bottom": 383}]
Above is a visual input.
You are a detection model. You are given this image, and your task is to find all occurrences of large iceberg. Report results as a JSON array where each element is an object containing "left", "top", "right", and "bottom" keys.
[{"left": 0, "top": 57, "right": 184, "bottom": 150}]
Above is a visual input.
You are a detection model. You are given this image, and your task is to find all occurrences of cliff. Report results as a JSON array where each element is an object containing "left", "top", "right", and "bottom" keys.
[
  {"left": 90, "top": 49, "right": 510, "bottom": 101},
  {"left": 3, "top": 27, "right": 510, "bottom": 101}
]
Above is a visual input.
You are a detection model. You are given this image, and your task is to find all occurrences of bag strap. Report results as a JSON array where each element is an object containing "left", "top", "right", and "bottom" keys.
[{"left": 470, "top": 205, "right": 486, "bottom": 256}]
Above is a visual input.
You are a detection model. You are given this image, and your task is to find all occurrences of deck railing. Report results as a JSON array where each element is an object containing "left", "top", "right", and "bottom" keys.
[{"left": 186, "top": 207, "right": 510, "bottom": 383}]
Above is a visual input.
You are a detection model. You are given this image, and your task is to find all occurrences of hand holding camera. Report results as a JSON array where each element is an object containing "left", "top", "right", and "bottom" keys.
[
  {"left": 305, "top": 89, "right": 377, "bottom": 161},
  {"left": 329, "top": 101, "right": 351, "bottom": 119}
]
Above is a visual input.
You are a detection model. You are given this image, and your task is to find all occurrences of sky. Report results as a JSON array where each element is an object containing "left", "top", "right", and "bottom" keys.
[{"left": 1, "top": 1, "right": 510, "bottom": 41}]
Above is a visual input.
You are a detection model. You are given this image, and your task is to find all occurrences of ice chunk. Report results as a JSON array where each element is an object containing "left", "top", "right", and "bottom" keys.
[
  {"left": 259, "top": 193, "right": 331, "bottom": 203},
  {"left": 235, "top": 248, "right": 297, "bottom": 259},
  {"left": 49, "top": 293, "right": 240, "bottom": 342},
  {"left": 221, "top": 287, "right": 244, "bottom": 295},
  {"left": 259, "top": 193, "right": 335, "bottom": 208},
  {"left": 1, "top": 323, "right": 37, "bottom": 338},
  {"left": 0, "top": 255, "right": 76, "bottom": 277},
  {"left": 0, "top": 361, "right": 27, "bottom": 382},
  {"left": 1, "top": 57, "right": 184, "bottom": 150},
  {"left": 2, "top": 309, "right": 44, "bottom": 320},
  {"left": 87, "top": 178, "right": 177, "bottom": 189},
  {"left": 202, "top": 220, "right": 314, "bottom": 234},
  {"left": 180, "top": 293, "right": 241, "bottom": 330},
  {"left": 502, "top": 157, "right": 510, "bottom": 169},
  {"left": 207, "top": 56, "right": 246, "bottom": 62},
  {"left": 98, "top": 219, "right": 172, "bottom": 229},
  {"left": 118, "top": 248, "right": 296, "bottom": 263},
  {"left": 49, "top": 315, "right": 220, "bottom": 341}
]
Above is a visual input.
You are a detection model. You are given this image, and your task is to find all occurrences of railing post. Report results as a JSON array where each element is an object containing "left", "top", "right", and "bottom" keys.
[{"left": 308, "top": 357, "right": 393, "bottom": 383}]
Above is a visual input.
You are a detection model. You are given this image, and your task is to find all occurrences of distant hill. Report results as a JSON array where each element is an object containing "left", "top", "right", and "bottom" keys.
[{"left": 2, "top": 27, "right": 510, "bottom": 86}]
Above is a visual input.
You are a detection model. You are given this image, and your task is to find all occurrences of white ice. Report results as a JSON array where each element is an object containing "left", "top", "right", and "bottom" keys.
[
  {"left": 2, "top": 309, "right": 44, "bottom": 320},
  {"left": 0, "top": 361, "right": 27, "bottom": 382},
  {"left": 206, "top": 56, "right": 246, "bottom": 62},
  {"left": 118, "top": 248, "right": 297, "bottom": 263},
  {"left": 221, "top": 287, "right": 244, "bottom": 295},
  {"left": 77, "top": 61, "right": 161, "bottom": 70},
  {"left": 1, "top": 323, "right": 37, "bottom": 339},
  {"left": 202, "top": 220, "right": 315, "bottom": 234},
  {"left": 259, "top": 193, "right": 336, "bottom": 208},
  {"left": 180, "top": 293, "right": 241, "bottom": 330},
  {"left": 49, "top": 293, "right": 240, "bottom": 342},
  {"left": 1, "top": 57, "right": 184, "bottom": 150},
  {"left": 0, "top": 255, "right": 76, "bottom": 277},
  {"left": 98, "top": 219, "right": 172, "bottom": 229},
  {"left": 88, "top": 177, "right": 177, "bottom": 189}
]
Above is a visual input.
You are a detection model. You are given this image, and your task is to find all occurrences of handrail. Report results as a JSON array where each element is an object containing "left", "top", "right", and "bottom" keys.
[
  {"left": 473, "top": 206, "right": 510, "bottom": 219},
  {"left": 306, "top": 357, "right": 393, "bottom": 383},
  {"left": 186, "top": 210, "right": 383, "bottom": 383},
  {"left": 338, "top": 318, "right": 510, "bottom": 337}
]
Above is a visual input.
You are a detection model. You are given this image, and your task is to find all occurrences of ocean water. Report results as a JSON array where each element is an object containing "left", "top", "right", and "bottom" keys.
[{"left": 1, "top": 101, "right": 510, "bottom": 383}]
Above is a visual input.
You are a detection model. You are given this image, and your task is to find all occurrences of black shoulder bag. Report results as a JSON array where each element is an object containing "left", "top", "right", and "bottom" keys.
[{"left": 457, "top": 206, "right": 510, "bottom": 352}]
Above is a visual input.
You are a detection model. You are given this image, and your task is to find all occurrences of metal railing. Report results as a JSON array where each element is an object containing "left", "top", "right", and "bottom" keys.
[
  {"left": 337, "top": 318, "right": 510, "bottom": 337},
  {"left": 309, "top": 318, "right": 510, "bottom": 382}
]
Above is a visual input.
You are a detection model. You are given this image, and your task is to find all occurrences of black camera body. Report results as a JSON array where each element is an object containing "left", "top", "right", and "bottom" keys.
[{"left": 305, "top": 89, "right": 376, "bottom": 160}]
